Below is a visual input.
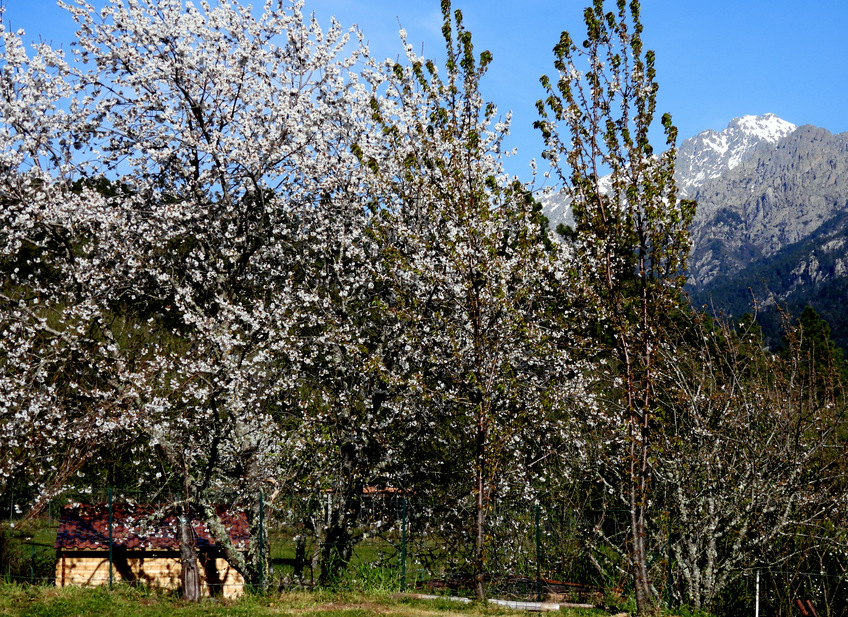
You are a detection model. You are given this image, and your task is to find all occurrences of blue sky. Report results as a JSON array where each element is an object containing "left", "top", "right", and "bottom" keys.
[{"left": 4, "top": 0, "right": 848, "bottom": 181}]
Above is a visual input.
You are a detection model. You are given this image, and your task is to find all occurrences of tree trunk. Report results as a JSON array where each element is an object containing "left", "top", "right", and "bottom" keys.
[
  {"left": 293, "top": 533, "right": 307, "bottom": 581},
  {"left": 200, "top": 502, "right": 260, "bottom": 588},
  {"left": 474, "top": 402, "right": 487, "bottom": 602},
  {"left": 630, "top": 457, "right": 652, "bottom": 613},
  {"left": 316, "top": 485, "right": 362, "bottom": 587},
  {"left": 319, "top": 523, "right": 354, "bottom": 586},
  {"left": 179, "top": 510, "right": 202, "bottom": 601},
  {"left": 630, "top": 403, "right": 654, "bottom": 614}
]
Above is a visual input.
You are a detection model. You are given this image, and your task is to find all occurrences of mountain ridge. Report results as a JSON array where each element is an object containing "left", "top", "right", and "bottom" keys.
[
  {"left": 676, "top": 113, "right": 797, "bottom": 197},
  {"left": 687, "top": 123, "right": 848, "bottom": 286},
  {"left": 540, "top": 113, "right": 848, "bottom": 351}
]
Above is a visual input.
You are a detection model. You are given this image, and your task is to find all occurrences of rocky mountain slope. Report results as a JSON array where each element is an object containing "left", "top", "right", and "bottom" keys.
[
  {"left": 688, "top": 123, "right": 848, "bottom": 349},
  {"left": 687, "top": 124, "right": 848, "bottom": 287},
  {"left": 676, "top": 113, "right": 796, "bottom": 197},
  {"left": 540, "top": 114, "right": 848, "bottom": 351}
]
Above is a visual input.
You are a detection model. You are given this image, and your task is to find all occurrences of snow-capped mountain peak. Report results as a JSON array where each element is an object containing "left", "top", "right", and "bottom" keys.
[
  {"left": 675, "top": 113, "right": 796, "bottom": 196},
  {"left": 540, "top": 114, "right": 798, "bottom": 231},
  {"left": 730, "top": 113, "right": 796, "bottom": 143}
]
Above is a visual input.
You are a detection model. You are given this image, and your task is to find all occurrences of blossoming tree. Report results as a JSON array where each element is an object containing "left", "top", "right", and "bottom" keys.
[
  {"left": 1, "top": 0, "right": 385, "bottom": 597},
  {"left": 359, "top": 0, "right": 586, "bottom": 600}
]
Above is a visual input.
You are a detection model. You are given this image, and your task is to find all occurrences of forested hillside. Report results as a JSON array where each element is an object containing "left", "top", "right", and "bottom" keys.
[
  {"left": 545, "top": 115, "right": 848, "bottom": 355},
  {"left": 686, "top": 124, "right": 848, "bottom": 352}
]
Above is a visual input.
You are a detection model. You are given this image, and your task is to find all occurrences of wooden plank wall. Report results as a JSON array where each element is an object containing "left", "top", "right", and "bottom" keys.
[{"left": 55, "top": 553, "right": 245, "bottom": 598}]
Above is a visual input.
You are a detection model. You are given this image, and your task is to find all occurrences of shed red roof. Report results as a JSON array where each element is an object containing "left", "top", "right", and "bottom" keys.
[{"left": 54, "top": 503, "right": 250, "bottom": 551}]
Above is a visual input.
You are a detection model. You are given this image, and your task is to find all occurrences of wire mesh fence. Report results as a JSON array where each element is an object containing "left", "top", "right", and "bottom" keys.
[
  {"left": 1, "top": 487, "right": 622, "bottom": 599},
  {"left": 2, "top": 490, "right": 63, "bottom": 586},
  {"left": 3, "top": 487, "right": 848, "bottom": 616},
  {"left": 0, "top": 523, "right": 56, "bottom": 586}
]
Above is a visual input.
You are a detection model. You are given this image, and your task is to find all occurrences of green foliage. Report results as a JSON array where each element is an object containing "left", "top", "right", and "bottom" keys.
[
  {"left": 536, "top": 2, "right": 695, "bottom": 613},
  {"left": 793, "top": 305, "right": 847, "bottom": 380},
  {"left": 337, "top": 562, "right": 403, "bottom": 594},
  {"left": 668, "top": 606, "right": 715, "bottom": 617},
  {"left": 556, "top": 608, "right": 610, "bottom": 617}
]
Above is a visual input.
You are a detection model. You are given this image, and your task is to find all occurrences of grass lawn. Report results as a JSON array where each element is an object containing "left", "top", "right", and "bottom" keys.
[{"left": 0, "top": 584, "right": 614, "bottom": 617}]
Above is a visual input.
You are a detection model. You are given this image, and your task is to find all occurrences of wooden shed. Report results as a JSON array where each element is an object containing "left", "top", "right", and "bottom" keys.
[{"left": 54, "top": 503, "right": 248, "bottom": 598}]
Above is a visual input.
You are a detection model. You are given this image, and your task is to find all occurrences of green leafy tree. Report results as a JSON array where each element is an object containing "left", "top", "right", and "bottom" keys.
[
  {"left": 788, "top": 306, "right": 848, "bottom": 398},
  {"left": 536, "top": 1, "right": 694, "bottom": 612}
]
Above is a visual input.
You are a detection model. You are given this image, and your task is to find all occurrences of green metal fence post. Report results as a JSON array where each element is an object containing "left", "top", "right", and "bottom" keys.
[
  {"left": 666, "top": 513, "right": 672, "bottom": 608},
  {"left": 535, "top": 504, "right": 542, "bottom": 601},
  {"left": 30, "top": 538, "right": 35, "bottom": 583},
  {"left": 401, "top": 496, "right": 407, "bottom": 592},
  {"left": 108, "top": 487, "right": 114, "bottom": 590},
  {"left": 259, "top": 491, "right": 265, "bottom": 593}
]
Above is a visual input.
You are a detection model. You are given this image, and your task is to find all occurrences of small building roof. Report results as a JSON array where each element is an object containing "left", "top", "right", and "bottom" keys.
[{"left": 54, "top": 503, "right": 250, "bottom": 551}]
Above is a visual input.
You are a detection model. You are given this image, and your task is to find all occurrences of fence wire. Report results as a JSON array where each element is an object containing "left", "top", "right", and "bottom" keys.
[{"left": 3, "top": 488, "right": 847, "bottom": 616}]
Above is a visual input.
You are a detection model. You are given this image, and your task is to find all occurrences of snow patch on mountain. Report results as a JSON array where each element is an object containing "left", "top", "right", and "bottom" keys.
[
  {"left": 676, "top": 113, "right": 796, "bottom": 196},
  {"left": 732, "top": 113, "right": 796, "bottom": 144},
  {"left": 538, "top": 191, "right": 574, "bottom": 231}
]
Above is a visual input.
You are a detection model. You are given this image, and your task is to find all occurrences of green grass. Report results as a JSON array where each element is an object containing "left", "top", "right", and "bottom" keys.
[
  {"left": 1, "top": 521, "right": 58, "bottom": 585},
  {"left": 0, "top": 583, "right": 614, "bottom": 617},
  {"left": 0, "top": 582, "right": 723, "bottom": 617},
  {"left": 267, "top": 528, "right": 428, "bottom": 592}
]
